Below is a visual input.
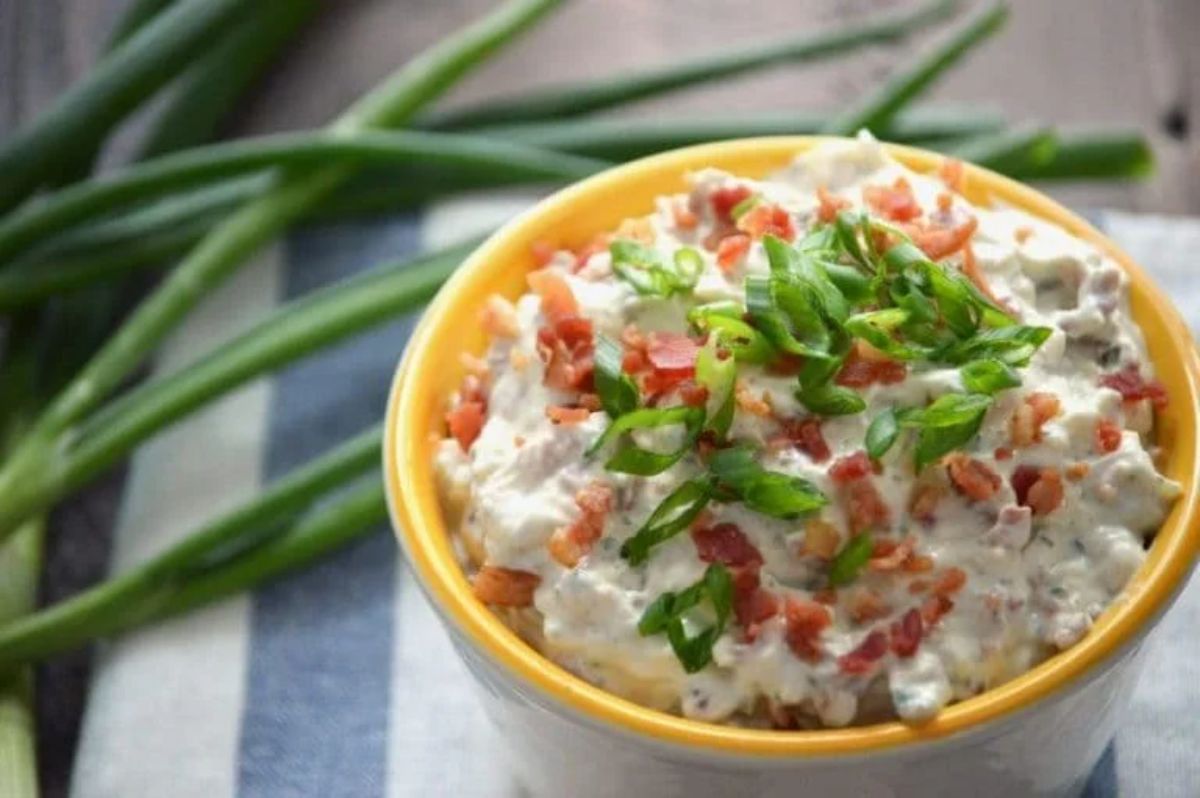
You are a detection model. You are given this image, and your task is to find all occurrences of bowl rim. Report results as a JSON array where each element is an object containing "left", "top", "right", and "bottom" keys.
[{"left": 385, "top": 136, "right": 1200, "bottom": 757}]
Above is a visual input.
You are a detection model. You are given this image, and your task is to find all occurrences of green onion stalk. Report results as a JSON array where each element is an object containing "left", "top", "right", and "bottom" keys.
[
  {"left": 0, "top": 0, "right": 568, "bottom": 545},
  {"left": 824, "top": 0, "right": 1008, "bottom": 136},
  {"left": 419, "top": 0, "right": 961, "bottom": 129},
  {"left": 0, "top": 0, "right": 251, "bottom": 210}
]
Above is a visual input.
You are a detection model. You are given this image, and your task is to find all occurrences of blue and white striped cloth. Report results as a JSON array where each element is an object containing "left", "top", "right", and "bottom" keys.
[{"left": 64, "top": 198, "right": 1200, "bottom": 797}]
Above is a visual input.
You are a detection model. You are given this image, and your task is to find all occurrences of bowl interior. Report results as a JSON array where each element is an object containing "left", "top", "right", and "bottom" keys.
[{"left": 386, "top": 137, "right": 1200, "bottom": 756}]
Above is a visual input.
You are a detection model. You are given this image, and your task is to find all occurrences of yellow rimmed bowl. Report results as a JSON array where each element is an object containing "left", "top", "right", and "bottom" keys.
[{"left": 384, "top": 137, "right": 1200, "bottom": 798}]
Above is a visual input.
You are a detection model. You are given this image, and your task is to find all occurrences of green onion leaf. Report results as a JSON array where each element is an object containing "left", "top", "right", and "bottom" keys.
[
  {"left": 796, "top": 383, "right": 866, "bottom": 417},
  {"left": 688, "top": 302, "right": 775, "bottom": 364},
  {"left": 621, "top": 478, "right": 714, "bottom": 565},
  {"left": 960, "top": 358, "right": 1021, "bottom": 395},
  {"left": 822, "top": 261, "right": 875, "bottom": 304},
  {"left": 673, "top": 246, "right": 704, "bottom": 283},
  {"left": 934, "top": 325, "right": 1053, "bottom": 367},
  {"left": 638, "top": 563, "right": 733, "bottom": 673},
  {"left": 865, "top": 407, "right": 900, "bottom": 459},
  {"left": 730, "top": 193, "right": 760, "bottom": 221},
  {"left": 762, "top": 235, "right": 850, "bottom": 324},
  {"left": 594, "top": 334, "right": 640, "bottom": 418},
  {"left": 829, "top": 533, "right": 874, "bottom": 586},
  {"left": 609, "top": 238, "right": 698, "bottom": 297},
  {"left": 588, "top": 405, "right": 704, "bottom": 476},
  {"left": 695, "top": 339, "right": 736, "bottom": 440},
  {"left": 745, "top": 274, "right": 831, "bottom": 359},
  {"left": 835, "top": 211, "right": 875, "bottom": 271},
  {"left": 844, "top": 308, "right": 929, "bottom": 361},
  {"left": 709, "top": 446, "right": 828, "bottom": 519},
  {"left": 902, "top": 393, "right": 993, "bottom": 469}
]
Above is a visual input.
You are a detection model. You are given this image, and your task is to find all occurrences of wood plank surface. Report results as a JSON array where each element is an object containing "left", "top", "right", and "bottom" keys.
[{"left": 0, "top": 1, "right": 1197, "bottom": 794}]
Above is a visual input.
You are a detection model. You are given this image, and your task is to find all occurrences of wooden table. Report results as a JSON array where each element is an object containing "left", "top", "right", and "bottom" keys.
[{"left": 2, "top": 1, "right": 1198, "bottom": 794}]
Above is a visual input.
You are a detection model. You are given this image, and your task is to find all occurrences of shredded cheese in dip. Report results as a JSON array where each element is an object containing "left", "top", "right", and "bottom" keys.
[{"left": 434, "top": 136, "right": 1181, "bottom": 728}]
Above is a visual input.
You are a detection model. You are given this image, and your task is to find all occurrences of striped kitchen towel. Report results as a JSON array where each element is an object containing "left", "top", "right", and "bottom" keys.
[{"left": 60, "top": 200, "right": 1200, "bottom": 798}]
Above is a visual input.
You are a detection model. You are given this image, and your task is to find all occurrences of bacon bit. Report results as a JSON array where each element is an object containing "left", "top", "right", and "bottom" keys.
[
  {"left": 945, "top": 452, "right": 1002, "bottom": 501},
  {"left": 513, "top": 435, "right": 525, "bottom": 448},
  {"left": 903, "top": 554, "right": 935, "bottom": 574},
  {"left": 863, "top": 177, "right": 922, "bottom": 222},
  {"left": 766, "top": 352, "right": 805, "bottom": 376},
  {"left": 1014, "top": 226, "right": 1034, "bottom": 244},
  {"left": 835, "top": 340, "right": 907, "bottom": 387},
  {"left": 910, "top": 216, "right": 978, "bottom": 260},
  {"left": 848, "top": 589, "right": 892, "bottom": 624},
  {"left": 547, "top": 483, "right": 614, "bottom": 567},
  {"left": 868, "top": 538, "right": 913, "bottom": 572},
  {"left": 1094, "top": 418, "right": 1123, "bottom": 454},
  {"left": 780, "top": 417, "right": 831, "bottom": 463},
  {"left": 994, "top": 446, "right": 1013, "bottom": 461},
  {"left": 933, "top": 567, "right": 967, "bottom": 597},
  {"left": 710, "top": 184, "right": 753, "bottom": 223},
  {"left": 803, "top": 518, "right": 842, "bottom": 559},
  {"left": 816, "top": 186, "right": 850, "bottom": 223},
  {"left": 921, "top": 593, "right": 954, "bottom": 625},
  {"left": 838, "top": 630, "right": 889, "bottom": 675},
  {"left": 692, "top": 523, "right": 764, "bottom": 568},
  {"left": 735, "top": 380, "right": 772, "bottom": 417},
  {"left": 1010, "top": 392, "right": 1061, "bottom": 447},
  {"left": 936, "top": 192, "right": 954, "bottom": 214},
  {"left": 890, "top": 608, "right": 924, "bottom": 658},
  {"left": 530, "top": 239, "right": 557, "bottom": 268},
  {"left": 459, "top": 352, "right": 490, "bottom": 378},
  {"left": 671, "top": 201, "right": 699, "bottom": 230},
  {"left": 716, "top": 233, "right": 751, "bottom": 273},
  {"left": 1010, "top": 465, "right": 1040, "bottom": 506},
  {"left": 472, "top": 565, "right": 540, "bottom": 607},
  {"left": 961, "top": 244, "right": 1008, "bottom": 310},
  {"left": 480, "top": 294, "right": 521, "bottom": 338},
  {"left": 546, "top": 405, "right": 591, "bottom": 425},
  {"left": 527, "top": 269, "right": 580, "bottom": 323},
  {"left": 784, "top": 598, "right": 831, "bottom": 662},
  {"left": 616, "top": 216, "right": 655, "bottom": 245},
  {"left": 829, "top": 451, "right": 873, "bottom": 483},
  {"left": 578, "top": 392, "right": 603, "bottom": 412},
  {"left": 737, "top": 203, "right": 796, "bottom": 241},
  {"left": 909, "top": 482, "right": 943, "bottom": 523},
  {"left": 1027, "top": 468, "right": 1064, "bottom": 516},
  {"left": 842, "top": 480, "right": 891, "bottom": 533},
  {"left": 1066, "top": 462, "right": 1091, "bottom": 481},
  {"left": 939, "top": 158, "right": 965, "bottom": 193},
  {"left": 646, "top": 332, "right": 701, "bottom": 375},
  {"left": 732, "top": 568, "right": 779, "bottom": 641},
  {"left": 509, "top": 349, "right": 530, "bottom": 371},
  {"left": 812, "top": 587, "right": 838, "bottom": 605},
  {"left": 908, "top": 579, "right": 932, "bottom": 595},
  {"left": 571, "top": 233, "right": 611, "bottom": 272},
  {"left": 677, "top": 381, "right": 709, "bottom": 407},
  {"left": 537, "top": 315, "right": 595, "bottom": 393},
  {"left": 446, "top": 401, "right": 485, "bottom": 452},
  {"left": 1099, "top": 364, "right": 1168, "bottom": 410}
]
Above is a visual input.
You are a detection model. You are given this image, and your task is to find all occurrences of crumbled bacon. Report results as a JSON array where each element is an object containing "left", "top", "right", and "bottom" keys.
[
  {"left": 1094, "top": 418, "right": 1123, "bottom": 454},
  {"left": 848, "top": 589, "right": 892, "bottom": 624},
  {"left": 868, "top": 538, "right": 913, "bottom": 572},
  {"left": 527, "top": 269, "right": 580, "bottom": 323},
  {"left": 530, "top": 240, "right": 557, "bottom": 268},
  {"left": 908, "top": 216, "right": 978, "bottom": 260},
  {"left": 933, "top": 567, "right": 967, "bottom": 596},
  {"left": 646, "top": 332, "right": 701, "bottom": 375},
  {"left": 863, "top": 177, "right": 922, "bottom": 222},
  {"left": 472, "top": 565, "right": 540, "bottom": 607},
  {"left": 1010, "top": 392, "right": 1061, "bottom": 447},
  {"left": 829, "top": 451, "right": 873, "bottom": 483},
  {"left": 994, "top": 446, "right": 1013, "bottom": 461},
  {"left": 837, "top": 630, "right": 889, "bottom": 675},
  {"left": 961, "top": 244, "right": 1008, "bottom": 311},
  {"left": 1099, "top": 364, "right": 1168, "bottom": 410},
  {"left": 737, "top": 203, "right": 796, "bottom": 241},
  {"left": 939, "top": 158, "right": 965, "bottom": 193},
  {"left": 547, "top": 483, "right": 614, "bottom": 567},
  {"left": 784, "top": 598, "right": 831, "bottom": 661},
  {"left": 677, "top": 381, "right": 709, "bottom": 407},
  {"left": 803, "top": 519, "right": 842, "bottom": 559},
  {"left": 716, "top": 233, "right": 751, "bottom": 273},
  {"left": 446, "top": 401, "right": 485, "bottom": 452},
  {"left": 735, "top": 380, "right": 772, "bottom": 416},
  {"left": 710, "top": 184, "right": 753, "bottom": 223},
  {"left": 692, "top": 523, "right": 764, "bottom": 568},
  {"left": 842, "top": 479, "right": 891, "bottom": 533},
  {"left": 889, "top": 608, "right": 924, "bottom": 658},
  {"left": 1011, "top": 465, "right": 1064, "bottom": 515},
  {"left": 816, "top": 186, "right": 850, "bottom": 223},
  {"left": 732, "top": 567, "right": 779, "bottom": 642},
  {"left": 909, "top": 482, "right": 943, "bottom": 522},
  {"left": 545, "top": 405, "right": 591, "bottom": 425},
  {"left": 572, "top": 234, "right": 611, "bottom": 272},
  {"left": 480, "top": 294, "right": 521, "bottom": 338},
  {"left": 671, "top": 200, "right": 699, "bottom": 230},
  {"left": 920, "top": 593, "right": 954, "bottom": 625},
  {"left": 537, "top": 315, "right": 595, "bottom": 393},
  {"left": 1014, "top": 226, "right": 1034, "bottom": 244},
  {"left": 945, "top": 453, "right": 1002, "bottom": 501},
  {"left": 835, "top": 340, "right": 907, "bottom": 387},
  {"left": 779, "top": 417, "right": 831, "bottom": 463}
]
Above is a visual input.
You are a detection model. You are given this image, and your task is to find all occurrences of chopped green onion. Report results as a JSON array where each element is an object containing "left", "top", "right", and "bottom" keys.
[
  {"left": 621, "top": 479, "right": 714, "bottom": 565},
  {"left": 695, "top": 340, "right": 736, "bottom": 440},
  {"left": 709, "top": 447, "right": 828, "bottom": 519},
  {"left": 796, "top": 384, "right": 866, "bottom": 417},
  {"left": 638, "top": 563, "right": 733, "bottom": 674},
  {"left": 829, "top": 533, "right": 874, "bottom": 586},
  {"left": 594, "top": 334, "right": 640, "bottom": 418},
  {"left": 844, "top": 308, "right": 928, "bottom": 360},
  {"left": 609, "top": 239, "right": 699, "bottom": 297},
  {"left": 745, "top": 275, "right": 831, "bottom": 358},
  {"left": 762, "top": 235, "right": 851, "bottom": 324},
  {"left": 960, "top": 358, "right": 1021, "bottom": 394},
  {"left": 588, "top": 406, "right": 704, "bottom": 476},
  {"left": 865, "top": 408, "right": 901, "bottom": 459},
  {"left": 688, "top": 304, "right": 775, "bottom": 364},
  {"left": 902, "top": 393, "right": 993, "bottom": 468},
  {"left": 935, "top": 325, "right": 1053, "bottom": 366},
  {"left": 730, "top": 193, "right": 761, "bottom": 221}
]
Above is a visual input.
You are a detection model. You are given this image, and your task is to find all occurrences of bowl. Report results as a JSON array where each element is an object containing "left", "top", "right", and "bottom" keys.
[{"left": 384, "top": 137, "right": 1200, "bottom": 798}]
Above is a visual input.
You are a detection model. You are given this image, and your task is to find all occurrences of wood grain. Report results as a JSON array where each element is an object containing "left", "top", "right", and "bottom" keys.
[{"left": 0, "top": 1, "right": 1197, "bottom": 794}]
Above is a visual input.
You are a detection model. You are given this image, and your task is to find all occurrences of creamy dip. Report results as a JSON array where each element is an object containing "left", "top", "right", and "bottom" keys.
[{"left": 434, "top": 136, "right": 1180, "bottom": 728}]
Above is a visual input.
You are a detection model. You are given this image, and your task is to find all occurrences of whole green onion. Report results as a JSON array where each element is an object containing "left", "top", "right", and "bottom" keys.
[
  {"left": 0, "top": 0, "right": 250, "bottom": 209},
  {"left": 0, "top": 131, "right": 602, "bottom": 264},
  {"left": 1007, "top": 130, "right": 1155, "bottom": 180},
  {"left": 421, "top": 0, "right": 960, "bottom": 129},
  {"left": 947, "top": 126, "right": 1057, "bottom": 175},
  {"left": 824, "top": 1, "right": 1008, "bottom": 136}
]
